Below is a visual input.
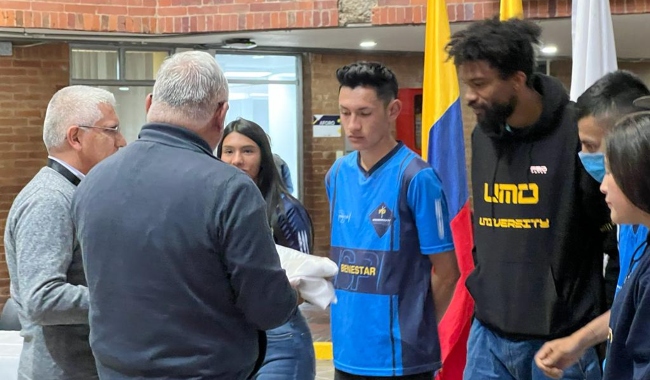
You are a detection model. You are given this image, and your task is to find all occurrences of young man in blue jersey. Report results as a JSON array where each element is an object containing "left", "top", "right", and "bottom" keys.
[
  {"left": 325, "top": 61, "right": 460, "bottom": 379},
  {"left": 535, "top": 71, "right": 650, "bottom": 378}
]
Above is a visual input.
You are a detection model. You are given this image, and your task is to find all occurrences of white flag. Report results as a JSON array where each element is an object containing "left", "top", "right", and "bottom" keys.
[{"left": 570, "top": 0, "right": 618, "bottom": 101}]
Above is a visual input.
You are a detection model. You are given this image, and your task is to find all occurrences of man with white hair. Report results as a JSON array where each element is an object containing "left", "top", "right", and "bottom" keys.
[
  {"left": 4, "top": 85, "right": 126, "bottom": 379},
  {"left": 71, "top": 50, "right": 299, "bottom": 379}
]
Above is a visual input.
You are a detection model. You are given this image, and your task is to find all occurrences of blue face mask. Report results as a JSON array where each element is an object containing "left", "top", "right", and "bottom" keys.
[{"left": 578, "top": 151, "right": 606, "bottom": 183}]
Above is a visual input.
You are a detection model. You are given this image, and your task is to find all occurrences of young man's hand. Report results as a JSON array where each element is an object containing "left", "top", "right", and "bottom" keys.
[
  {"left": 535, "top": 310, "right": 610, "bottom": 378},
  {"left": 534, "top": 334, "right": 587, "bottom": 379}
]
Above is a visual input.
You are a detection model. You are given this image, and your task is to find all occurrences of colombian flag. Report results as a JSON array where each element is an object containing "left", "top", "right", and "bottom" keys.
[
  {"left": 500, "top": 0, "right": 523, "bottom": 20},
  {"left": 421, "top": 1, "right": 474, "bottom": 379}
]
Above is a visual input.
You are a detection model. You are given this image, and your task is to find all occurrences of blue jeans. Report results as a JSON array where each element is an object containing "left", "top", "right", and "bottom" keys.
[
  {"left": 464, "top": 320, "right": 601, "bottom": 380},
  {"left": 253, "top": 310, "right": 315, "bottom": 380}
]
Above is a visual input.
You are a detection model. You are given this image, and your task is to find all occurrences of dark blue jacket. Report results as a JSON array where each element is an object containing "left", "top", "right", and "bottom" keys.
[
  {"left": 273, "top": 154, "right": 294, "bottom": 193},
  {"left": 273, "top": 194, "right": 313, "bottom": 254},
  {"left": 604, "top": 236, "right": 650, "bottom": 380},
  {"left": 72, "top": 124, "right": 297, "bottom": 379}
]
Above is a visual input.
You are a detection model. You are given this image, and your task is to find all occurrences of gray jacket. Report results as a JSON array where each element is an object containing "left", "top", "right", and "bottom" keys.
[{"left": 4, "top": 167, "right": 97, "bottom": 380}]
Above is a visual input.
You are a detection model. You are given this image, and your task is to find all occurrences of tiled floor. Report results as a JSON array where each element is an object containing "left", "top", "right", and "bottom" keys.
[
  {"left": 301, "top": 303, "right": 331, "bottom": 342},
  {"left": 316, "top": 360, "right": 335, "bottom": 379}
]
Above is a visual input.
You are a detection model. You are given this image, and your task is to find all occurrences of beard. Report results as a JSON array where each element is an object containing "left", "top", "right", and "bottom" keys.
[{"left": 476, "top": 96, "right": 517, "bottom": 136}]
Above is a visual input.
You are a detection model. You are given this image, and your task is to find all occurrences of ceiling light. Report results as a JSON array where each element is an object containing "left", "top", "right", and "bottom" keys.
[
  {"left": 221, "top": 38, "right": 257, "bottom": 50},
  {"left": 224, "top": 71, "right": 271, "bottom": 78},
  {"left": 541, "top": 45, "right": 558, "bottom": 55},
  {"left": 360, "top": 41, "right": 377, "bottom": 48},
  {"left": 118, "top": 87, "right": 130, "bottom": 91}
]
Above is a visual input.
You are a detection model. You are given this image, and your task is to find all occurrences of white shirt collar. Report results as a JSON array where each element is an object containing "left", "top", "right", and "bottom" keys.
[{"left": 48, "top": 156, "right": 85, "bottom": 180}]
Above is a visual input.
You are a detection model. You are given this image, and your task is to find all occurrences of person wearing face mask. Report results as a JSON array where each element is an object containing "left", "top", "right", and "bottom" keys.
[
  {"left": 447, "top": 18, "right": 611, "bottom": 380},
  {"left": 577, "top": 72, "right": 650, "bottom": 306},
  {"left": 217, "top": 118, "right": 316, "bottom": 380},
  {"left": 535, "top": 71, "right": 650, "bottom": 378}
]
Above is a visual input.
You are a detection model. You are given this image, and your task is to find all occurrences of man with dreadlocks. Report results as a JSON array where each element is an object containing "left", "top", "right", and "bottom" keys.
[{"left": 446, "top": 17, "right": 611, "bottom": 380}]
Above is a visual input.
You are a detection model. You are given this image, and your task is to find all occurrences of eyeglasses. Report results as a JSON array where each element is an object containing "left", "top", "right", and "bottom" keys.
[{"left": 79, "top": 125, "right": 120, "bottom": 133}]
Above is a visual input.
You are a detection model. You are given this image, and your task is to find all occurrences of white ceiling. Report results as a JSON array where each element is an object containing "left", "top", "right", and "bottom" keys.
[{"left": 1, "top": 13, "right": 650, "bottom": 59}]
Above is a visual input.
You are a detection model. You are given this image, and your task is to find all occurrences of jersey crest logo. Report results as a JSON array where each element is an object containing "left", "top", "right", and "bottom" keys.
[{"left": 370, "top": 202, "right": 393, "bottom": 237}]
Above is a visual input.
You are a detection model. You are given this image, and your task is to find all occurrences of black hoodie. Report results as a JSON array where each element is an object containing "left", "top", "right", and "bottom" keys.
[{"left": 467, "top": 74, "right": 611, "bottom": 340}]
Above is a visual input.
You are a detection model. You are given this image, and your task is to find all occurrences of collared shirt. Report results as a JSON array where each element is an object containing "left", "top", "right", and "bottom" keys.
[{"left": 48, "top": 156, "right": 85, "bottom": 180}]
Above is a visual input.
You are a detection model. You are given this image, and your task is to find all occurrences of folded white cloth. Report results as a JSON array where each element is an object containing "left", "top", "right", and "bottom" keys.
[{"left": 275, "top": 245, "right": 338, "bottom": 310}]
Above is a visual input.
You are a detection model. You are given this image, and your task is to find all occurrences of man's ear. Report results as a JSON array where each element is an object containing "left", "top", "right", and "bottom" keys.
[
  {"left": 513, "top": 71, "right": 528, "bottom": 91},
  {"left": 216, "top": 101, "right": 229, "bottom": 127},
  {"left": 219, "top": 101, "right": 229, "bottom": 119},
  {"left": 66, "top": 126, "right": 83, "bottom": 151},
  {"left": 145, "top": 93, "right": 153, "bottom": 113},
  {"left": 388, "top": 98, "right": 402, "bottom": 121}
]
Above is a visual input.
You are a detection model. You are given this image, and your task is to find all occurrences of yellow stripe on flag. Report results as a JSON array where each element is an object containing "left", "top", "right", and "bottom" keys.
[
  {"left": 421, "top": 0, "right": 460, "bottom": 162},
  {"left": 500, "top": 0, "right": 523, "bottom": 20}
]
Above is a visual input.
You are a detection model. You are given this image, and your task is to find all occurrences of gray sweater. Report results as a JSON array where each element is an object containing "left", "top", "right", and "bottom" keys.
[{"left": 4, "top": 167, "right": 97, "bottom": 380}]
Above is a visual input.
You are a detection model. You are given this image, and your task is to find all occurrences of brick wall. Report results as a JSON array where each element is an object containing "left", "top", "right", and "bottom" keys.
[
  {"left": 3, "top": 0, "right": 650, "bottom": 34},
  {"left": 302, "top": 52, "right": 476, "bottom": 257},
  {"left": 0, "top": 43, "right": 70, "bottom": 307},
  {"left": 0, "top": 0, "right": 339, "bottom": 33},
  {"left": 368, "top": 0, "right": 650, "bottom": 24}
]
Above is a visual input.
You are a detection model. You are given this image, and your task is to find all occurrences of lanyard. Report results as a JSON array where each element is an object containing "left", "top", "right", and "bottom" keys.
[{"left": 46, "top": 158, "right": 81, "bottom": 186}]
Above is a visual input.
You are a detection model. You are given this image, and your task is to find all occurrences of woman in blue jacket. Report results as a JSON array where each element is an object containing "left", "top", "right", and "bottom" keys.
[
  {"left": 217, "top": 117, "right": 316, "bottom": 380},
  {"left": 600, "top": 111, "right": 650, "bottom": 380}
]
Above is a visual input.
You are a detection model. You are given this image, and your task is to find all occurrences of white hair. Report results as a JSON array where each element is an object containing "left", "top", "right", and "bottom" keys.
[
  {"left": 148, "top": 51, "right": 229, "bottom": 125},
  {"left": 43, "top": 85, "right": 116, "bottom": 151}
]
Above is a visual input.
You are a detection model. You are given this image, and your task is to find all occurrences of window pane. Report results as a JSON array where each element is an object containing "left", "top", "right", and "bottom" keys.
[
  {"left": 71, "top": 49, "right": 119, "bottom": 80},
  {"left": 99, "top": 86, "right": 152, "bottom": 143},
  {"left": 216, "top": 54, "right": 297, "bottom": 82},
  {"left": 224, "top": 82, "right": 299, "bottom": 197},
  {"left": 125, "top": 51, "right": 169, "bottom": 80}
]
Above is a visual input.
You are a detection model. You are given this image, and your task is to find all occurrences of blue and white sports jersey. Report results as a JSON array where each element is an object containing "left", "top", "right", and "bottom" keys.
[
  {"left": 325, "top": 143, "right": 455, "bottom": 377},
  {"left": 616, "top": 224, "right": 649, "bottom": 295}
]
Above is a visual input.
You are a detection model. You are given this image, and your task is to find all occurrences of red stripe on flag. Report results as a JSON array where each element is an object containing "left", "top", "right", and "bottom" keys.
[{"left": 436, "top": 201, "right": 475, "bottom": 380}]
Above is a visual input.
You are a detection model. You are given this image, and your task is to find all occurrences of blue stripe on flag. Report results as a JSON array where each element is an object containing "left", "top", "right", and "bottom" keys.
[{"left": 427, "top": 98, "right": 468, "bottom": 218}]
